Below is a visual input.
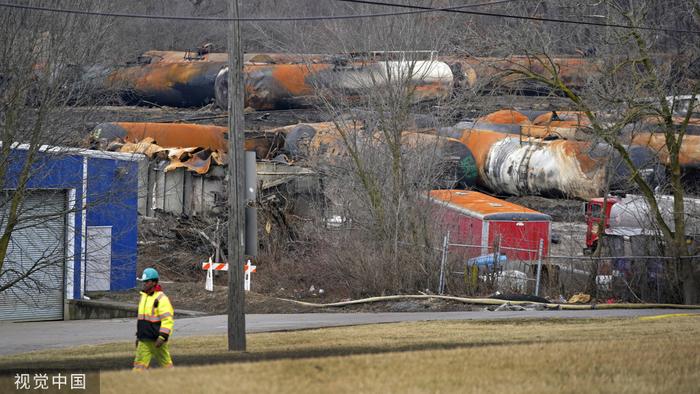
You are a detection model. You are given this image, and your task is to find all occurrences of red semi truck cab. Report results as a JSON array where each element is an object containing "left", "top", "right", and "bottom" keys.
[{"left": 584, "top": 196, "right": 620, "bottom": 252}]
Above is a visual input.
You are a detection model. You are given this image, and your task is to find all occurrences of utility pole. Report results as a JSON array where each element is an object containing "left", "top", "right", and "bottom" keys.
[{"left": 227, "top": 0, "right": 246, "bottom": 352}]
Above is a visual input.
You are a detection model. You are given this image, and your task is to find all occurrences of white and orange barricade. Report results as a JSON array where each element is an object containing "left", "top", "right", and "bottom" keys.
[{"left": 201, "top": 258, "right": 256, "bottom": 291}]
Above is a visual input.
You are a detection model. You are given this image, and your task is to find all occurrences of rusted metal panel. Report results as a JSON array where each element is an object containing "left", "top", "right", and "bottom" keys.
[
  {"left": 115, "top": 137, "right": 225, "bottom": 175},
  {"left": 436, "top": 56, "right": 478, "bottom": 89}
]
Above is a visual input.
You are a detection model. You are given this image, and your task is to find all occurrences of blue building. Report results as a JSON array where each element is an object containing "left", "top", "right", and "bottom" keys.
[{"left": 0, "top": 145, "right": 143, "bottom": 321}]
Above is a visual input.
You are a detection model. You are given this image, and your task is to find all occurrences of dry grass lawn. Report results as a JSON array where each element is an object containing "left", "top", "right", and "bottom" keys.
[{"left": 2, "top": 315, "right": 699, "bottom": 393}]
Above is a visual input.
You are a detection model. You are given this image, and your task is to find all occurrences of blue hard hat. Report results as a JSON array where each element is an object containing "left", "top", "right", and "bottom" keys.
[{"left": 139, "top": 268, "right": 159, "bottom": 281}]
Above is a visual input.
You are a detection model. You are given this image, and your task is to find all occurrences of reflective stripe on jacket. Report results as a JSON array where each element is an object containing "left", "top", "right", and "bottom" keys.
[{"left": 136, "top": 291, "right": 174, "bottom": 341}]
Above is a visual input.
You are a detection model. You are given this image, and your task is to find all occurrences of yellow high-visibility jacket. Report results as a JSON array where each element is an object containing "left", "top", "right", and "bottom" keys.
[{"left": 136, "top": 289, "right": 174, "bottom": 341}]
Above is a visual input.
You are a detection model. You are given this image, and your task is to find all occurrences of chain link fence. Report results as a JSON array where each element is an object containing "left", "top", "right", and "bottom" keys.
[{"left": 437, "top": 232, "right": 697, "bottom": 303}]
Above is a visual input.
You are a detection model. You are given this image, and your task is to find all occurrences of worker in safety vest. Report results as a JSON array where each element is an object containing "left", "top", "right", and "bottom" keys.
[{"left": 133, "top": 268, "right": 174, "bottom": 370}]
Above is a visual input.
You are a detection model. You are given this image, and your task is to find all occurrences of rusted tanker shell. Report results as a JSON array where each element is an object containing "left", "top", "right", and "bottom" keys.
[
  {"left": 215, "top": 61, "right": 453, "bottom": 110},
  {"left": 531, "top": 111, "right": 591, "bottom": 128},
  {"left": 481, "top": 137, "right": 607, "bottom": 199},
  {"left": 279, "top": 122, "right": 476, "bottom": 188},
  {"left": 438, "top": 127, "right": 663, "bottom": 199},
  {"left": 478, "top": 109, "right": 591, "bottom": 128},
  {"left": 635, "top": 117, "right": 700, "bottom": 136},
  {"left": 519, "top": 125, "right": 581, "bottom": 140},
  {"left": 94, "top": 122, "right": 228, "bottom": 150},
  {"left": 454, "top": 120, "right": 580, "bottom": 141},
  {"left": 137, "top": 50, "right": 230, "bottom": 64},
  {"left": 109, "top": 51, "right": 329, "bottom": 108},
  {"left": 282, "top": 123, "right": 346, "bottom": 160},
  {"left": 475, "top": 110, "right": 588, "bottom": 138},
  {"left": 128, "top": 51, "right": 325, "bottom": 65},
  {"left": 107, "top": 61, "right": 225, "bottom": 107},
  {"left": 479, "top": 109, "right": 531, "bottom": 125},
  {"left": 401, "top": 132, "right": 478, "bottom": 188},
  {"left": 215, "top": 64, "right": 332, "bottom": 111},
  {"left": 608, "top": 194, "right": 700, "bottom": 236},
  {"left": 430, "top": 56, "right": 478, "bottom": 90},
  {"left": 631, "top": 133, "right": 700, "bottom": 168},
  {"left": 92, "top": 122, "right": 281, "bottom": 157},
  {"left": 462, "top": 56, "right": 598, "bottom": 92}
]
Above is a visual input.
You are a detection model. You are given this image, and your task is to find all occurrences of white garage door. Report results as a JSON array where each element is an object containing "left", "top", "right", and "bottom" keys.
[{"left": 0, "top": 190, "right": 66, "bottom": 321}]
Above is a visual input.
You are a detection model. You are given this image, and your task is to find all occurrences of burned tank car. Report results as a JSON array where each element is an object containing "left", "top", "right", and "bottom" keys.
[
  {"left": 439, "top": 126, "right": 664, "bottom": 199},
  {"left": 107, "top": 53, "right": 225, "bottom": 107},
  {"left": 606, "top": 144, "right": 666, "bottom": 194},
  {"left": 282, "top": 123, "right": 477, "bottom": 189},
  {"left": 215, "top": 64, "right": 327, "bottom": 111}
]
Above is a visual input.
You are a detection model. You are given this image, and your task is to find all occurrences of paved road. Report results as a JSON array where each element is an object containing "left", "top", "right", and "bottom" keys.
[{"left": 0, "top": 309, "right": 697, "bottom": 356}]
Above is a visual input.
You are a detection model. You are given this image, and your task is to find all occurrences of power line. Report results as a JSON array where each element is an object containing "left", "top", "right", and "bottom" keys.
[
  {"left": 0, "top": 1, "right": 535, "bottom": 22},
  {"left": 0, "top": 1, "right": 698, "bottom": 35},
  {"left": 335, "top": 0, "right": 700, "bottom": 35}
]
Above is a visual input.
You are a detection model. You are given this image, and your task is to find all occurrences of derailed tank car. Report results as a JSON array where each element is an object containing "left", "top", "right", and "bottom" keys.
[
  {"left": 438, "top": 127, "right": 664, "bottom": 199},
  {"left": 92, "top": 122, "right": 283, "bottom": 159},
  {"left": 277, "top": 122, "right": 477, "bottom": 189},
  {"left": 106, "top": 51, "right": 227, "bottom": 107},
  {"left": 215, "top": 60, "right": 454, "bottom": 110}
]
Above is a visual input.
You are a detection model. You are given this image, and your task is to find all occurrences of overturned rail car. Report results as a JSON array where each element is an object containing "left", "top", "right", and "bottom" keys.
[
  {"left": 438, "top": 127, "right": 663, "bottom": 199},
  {"left": 273, "top": 122, "right": 477, "bottom": 189},
  {"left": 458, "top": 56, "right": 600, "bottom": 93},
  {"left": 107, "top": 50, "right": 453, "bottom": 109},
  {"left": 456, "top": 119, "right": 582, "bottom": 141},
  {"left": 106, "top": 51, "right": 227, "bottom": 107},
  {"left": 631, "top": 133, "right": 700, "bottom": 169},
  {"left": 104, "top": 50, "right": 686, "bottom": 108},
  {"left": 92, "top": 122, "right": 283, "bottom": 158},
  {"left": 215, "top": 60, "right": 454, "bottom": 110},
  {"left": 474, "top": 109, "right": 700, "bottom": 170}
]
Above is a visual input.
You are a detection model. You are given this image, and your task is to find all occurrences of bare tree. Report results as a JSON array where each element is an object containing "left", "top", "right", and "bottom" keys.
[
  {"left": 249, "top": 2, "right": 476, "bottom": 295},
  {"left": 0, "top": 1, "right": 113, "bottom": 298},
  {"left": 490, "top": 0, "right": 700, "bottom": 303}
]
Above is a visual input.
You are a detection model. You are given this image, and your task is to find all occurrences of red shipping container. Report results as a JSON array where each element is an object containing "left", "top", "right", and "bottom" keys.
[{"left": 430, "top": 190, "right": 551, "bottom": 261}]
